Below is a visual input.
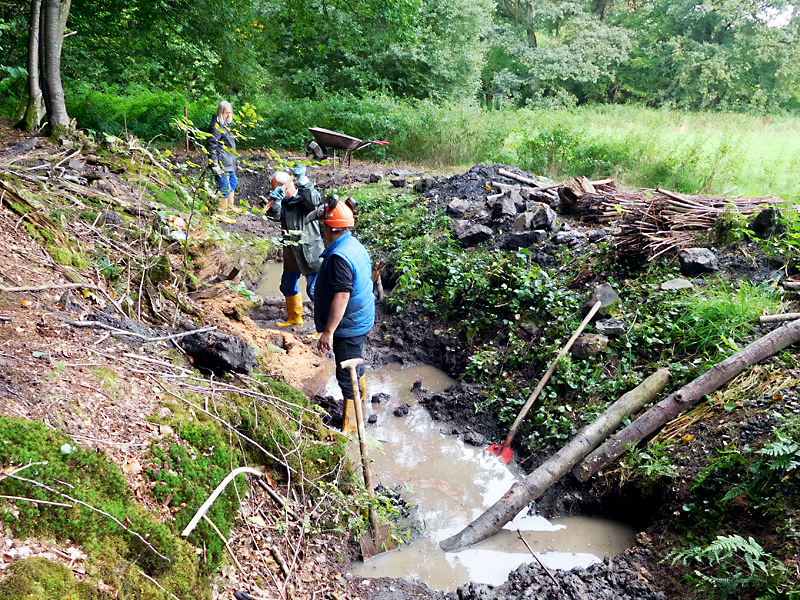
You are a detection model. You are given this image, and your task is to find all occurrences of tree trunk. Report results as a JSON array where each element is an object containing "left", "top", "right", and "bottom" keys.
[
  {"left": 440, "top": 368, "right": 671, "bottom": 552},
  {"left": 573, "top": 319, "right": 800, "bottom": 482},
  {"left": 16, "top": 0, "right": 45, "bottom": 132},
  {"left": 40, "top": 0, "right": 72, "bottom": 138}
]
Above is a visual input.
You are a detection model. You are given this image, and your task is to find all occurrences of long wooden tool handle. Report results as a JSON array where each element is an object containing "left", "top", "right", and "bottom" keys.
[
  {"left": 502, "top": 301, "right": 603, "bottom": 449},
  {"left": 346, "top": 365, "right": 380, "bottom": 533}
]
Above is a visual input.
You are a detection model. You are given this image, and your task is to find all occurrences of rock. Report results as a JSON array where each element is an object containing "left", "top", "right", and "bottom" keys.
[
  {"left": 414, "top": 177, "right": 437, "bottom": 193},
  {"left": 660, "top": 278, "right": 694, "bottom": 290},
  {"left": 393, "top": 403, "right": 410, "bottom": 417},
  {"left": 514, "top": 204, "right": 557, "bottom": 232},
  {"left": 581, "top": 283, "right": 621, "bottom": 318},
  {"left": 588, "top": 229, "right": 607, "bottom": 243},
  {"left": 749, "top": 207, "right": 785, "bottom": 239},
  {"left": 57, "top": 289, "right": 82, "bottom": 313},
  {"left": 449, "top": 219, "right": 470, "bottom": 239},
  {"left": 457, "top": 224, "right": 494, "bottom": 246},
  {"left": 463, "top": 430, "right": 486, "bottom": 447},
  {"left": 390, "top": 177, "right": 407, "bottom": 188},
  {"left": 500, "top": 230, "right": 548, "bottom": 250},
  {"left": 178, "top": 329, "right": 257, "bottom": 375},
  {"left": 447, "top": 199, "right": 473, "bottom": 218},
  {"left": 678, "top": 247, "right": 719, "bottom": 275},
  {"left": 571, "top": 333, "right": 609, "bottom": 358},
  {"left": 389, "top": 168, "right": 424, "bottom": 177},
  {"left": 595, "top": 318, "right": 626, "bottom": 337},
  {"left": 491, "top": 195, "right": 517, "bottom": 220},
  {"left": 98, "top": 210, "right": 122, "bottom": 226},
  {"left": 371, "top": 392, "right": 389, "bottom": 404},
  {"left": 555, "top": 229, "right": 585, "bottom": 244},
  {"left": 367, "top": 414, "right": 378, "bottom": 424},
  {"left": 369, "top": 172, "right": 383, "bottom": 183}
]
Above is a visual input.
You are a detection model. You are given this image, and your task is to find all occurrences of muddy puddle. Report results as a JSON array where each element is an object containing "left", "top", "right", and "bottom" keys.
[
  {"left": 256, "top": 261, "right": 312, "bottom": 301},
  {"left": 302, "top": 362, "right": 637, "bottom": 592}
]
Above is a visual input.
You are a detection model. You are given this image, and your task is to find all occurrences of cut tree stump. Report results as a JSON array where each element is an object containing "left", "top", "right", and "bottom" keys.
[
  {"left": 439, "top": 368, "right": 671, "bottom": 552},
  {"left": 573, "top": 318, "right": 800, "bottom": 482}
]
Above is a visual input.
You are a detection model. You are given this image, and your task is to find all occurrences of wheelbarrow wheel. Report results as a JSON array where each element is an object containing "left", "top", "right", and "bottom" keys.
[{"left": 306, "top": 140, "right": 326, "bottom": 161}]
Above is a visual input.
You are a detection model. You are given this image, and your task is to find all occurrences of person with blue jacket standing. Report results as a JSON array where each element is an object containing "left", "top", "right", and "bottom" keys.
[
  {"left": 208, "top": 101, "right": 239, "bottom": 216},
  {"left": 307, "top": 196, "right": 375, "bottom": 432}
]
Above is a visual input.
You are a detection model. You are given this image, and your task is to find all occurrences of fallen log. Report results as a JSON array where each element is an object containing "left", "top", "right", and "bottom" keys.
[
  {"left": 782, "top": 281, "right": 800, "bottom": 291},
  {"left": 759, "top": 313, "right": 800, "bottom": 324},
  {"left": 440, "top": 368, "right": 670, "bottom": 552},
  {"left": 573, "top": 318, "right": 800, "bottom": 482}
]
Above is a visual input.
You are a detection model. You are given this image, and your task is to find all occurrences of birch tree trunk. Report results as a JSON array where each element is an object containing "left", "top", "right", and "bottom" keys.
[
  {"left": 440, "top": 368, "right": 671, "bottom": 552},
  {"left": 573, "top": 318, "right": 800, "bottom": 482}
]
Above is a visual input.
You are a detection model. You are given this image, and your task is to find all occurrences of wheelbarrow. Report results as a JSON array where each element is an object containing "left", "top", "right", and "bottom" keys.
[{"left": 306, "top": 127, "right": 389, "bottom": 167}]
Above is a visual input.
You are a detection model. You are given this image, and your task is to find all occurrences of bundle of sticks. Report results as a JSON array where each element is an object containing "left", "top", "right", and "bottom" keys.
[{"left": 582, "top": 188, "right": 779, "bottom": 260}]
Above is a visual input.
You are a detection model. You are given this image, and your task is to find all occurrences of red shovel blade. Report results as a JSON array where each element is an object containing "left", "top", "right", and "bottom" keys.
[{"left": 486, "top": 444, "right": 514, "bottom": 464}]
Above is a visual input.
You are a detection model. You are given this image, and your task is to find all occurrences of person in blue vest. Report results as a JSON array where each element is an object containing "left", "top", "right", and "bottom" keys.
[{"left": 306, "top": 195, "right": 375, "bottom": 432}]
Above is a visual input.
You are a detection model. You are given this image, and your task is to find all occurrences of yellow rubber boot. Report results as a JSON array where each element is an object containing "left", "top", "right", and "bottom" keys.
[
  {"left": 229, "top": 190, "right": 243, "bottom": 214},
  {"left": 341, "top": 398, "right": 357, "bottom": 433},
  {"left": 359, "top": 374, "right": 367, "bottom": 407},
  {"left": 277, "top": 293, "right": 303, "bottom": 327}
]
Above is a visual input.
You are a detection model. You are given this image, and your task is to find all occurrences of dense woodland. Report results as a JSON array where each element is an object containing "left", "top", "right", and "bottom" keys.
[{"left": 1, "top": 0, "right": 800, "bottom": 140}]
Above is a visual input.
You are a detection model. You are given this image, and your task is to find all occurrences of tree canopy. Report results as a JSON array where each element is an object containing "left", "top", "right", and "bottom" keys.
[{"left": 1, "top": 0, "right": 798, "bottom": 117}]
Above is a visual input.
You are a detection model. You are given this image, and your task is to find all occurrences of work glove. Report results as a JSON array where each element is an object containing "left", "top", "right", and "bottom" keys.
[
  {"left": 292, "top": 164, "right": 307, "bottom": 178},
  {"left": 211, "top": 165, "right": 224, "bottom": 177},
  {"left": 269, "top": 186, "right": 285, "bottom": 203},
  {"left": 297, "top": 175, "right": 311, "bottom": 187}
]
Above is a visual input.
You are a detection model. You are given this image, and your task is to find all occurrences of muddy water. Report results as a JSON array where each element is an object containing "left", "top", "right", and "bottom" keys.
[
  {"left": 302, "top": 362, "right": 637, "bottom": 592},
  {"left": 256, "top": 261, "right": 311, "bottom": 301}
]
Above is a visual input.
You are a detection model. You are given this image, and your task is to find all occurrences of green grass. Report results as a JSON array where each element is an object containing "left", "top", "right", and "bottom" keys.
[
  {"left": 63, "top": 86, "right": 800, "bottom": 198},
  {"left": 669, "top": 281, "right": 785, "bottom": 362}
]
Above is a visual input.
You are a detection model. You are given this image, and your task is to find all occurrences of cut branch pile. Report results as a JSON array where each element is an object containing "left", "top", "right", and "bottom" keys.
[{"left": 563, "top": 185, "right": 779, "bottom": 260}]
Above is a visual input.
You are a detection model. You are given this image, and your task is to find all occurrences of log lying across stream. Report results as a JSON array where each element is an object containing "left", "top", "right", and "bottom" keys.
[
  {"left": 440, "top": 368, "right": 671, "bottom": 552},
  {"left": 573, "top": 318, "right": 800, "bottom": 482}
]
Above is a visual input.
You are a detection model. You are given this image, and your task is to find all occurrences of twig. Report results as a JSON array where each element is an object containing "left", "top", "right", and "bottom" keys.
[
  {"left": 8, "top": 473, "right": 171, "bottom": 561},
  {"left": 0, "top": 283, "right": 99, "bottom": 293},
  {"left": 137, "top": 569, "right": 182, "bottom": 600},
  {"left": 516, "top": 529, "right": 560, "bottom": 588},
  {"left": 270, "top": 545, "right": 291, "bottom": 578},
  {"left": 181, "top": 467, "right": 264, "bottom": 537},
  {"left": 0, "top": 494, "right": 72, "bottom": 507},
  {"left": 256, "top": 480, "right": 301, "bottom": 521},
  {"left": 759, "top": 312, "right": 800, "bottom": 324},
  {"left": 66, "top": 320, "right": 217, "bottom": 343},
  {"left": 0, "top": 316, "right": 11, "bottom": 322},
  {"left": 202, "top": 514, "right": 246, "bottom": 576}
]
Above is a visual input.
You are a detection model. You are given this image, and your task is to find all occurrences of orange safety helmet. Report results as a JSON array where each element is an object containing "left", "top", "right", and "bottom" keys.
[{"left": 321, "top": 197, "right": 355, "bottom": 228}]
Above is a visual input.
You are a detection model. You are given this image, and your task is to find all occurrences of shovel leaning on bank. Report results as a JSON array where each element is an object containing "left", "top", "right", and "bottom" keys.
[
  {"left": 340, "top": 358, "right": 396, "bottom": 559},
  {"left": 487, "top": 301, "right": 603, "bottom": 464}
]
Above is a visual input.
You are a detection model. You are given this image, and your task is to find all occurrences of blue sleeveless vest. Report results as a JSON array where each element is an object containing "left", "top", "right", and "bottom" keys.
[{"left": 320, "top": 232, "right": 375, "bottom": 337}]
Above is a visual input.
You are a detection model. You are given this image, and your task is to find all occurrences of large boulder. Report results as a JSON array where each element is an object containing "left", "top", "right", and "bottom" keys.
[
  {"left": 457, "top": 224, "right": 494, "bottom": 246},
  {"left": 491, "top": 195, "right": 517, "bottom": 220},
  {"left": 571, "top": 334, "right": 609, "bottom": 358},
  {"left": 178, "top": 329, "right": 257, "bottom": 375},
  {"left": 500, "top": 230, "right": 549, "bottom": 250},
  {"left": 447, "top": 199, "right": 473, "bottom": 218},
  {"left": 749, "top": 207, "right": 785, "bottom": 239},
  {"left": 581, "top": 283, "right": 621, "bottom": 318},
  {"left": 514, "top": 204, "right": 557, "bottom": 232},
  {"left": 678, "top": 247, "right": 719, "bottom": 276}
]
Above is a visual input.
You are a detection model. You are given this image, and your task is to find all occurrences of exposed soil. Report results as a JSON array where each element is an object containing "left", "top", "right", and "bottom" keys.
[{"left": 1, "top": 118, "right": 798, "bottom": 600}]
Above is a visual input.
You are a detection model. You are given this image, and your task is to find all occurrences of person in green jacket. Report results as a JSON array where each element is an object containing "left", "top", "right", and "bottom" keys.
[{"left": 266, "top": 167, "right": 324, "bottom": 327}]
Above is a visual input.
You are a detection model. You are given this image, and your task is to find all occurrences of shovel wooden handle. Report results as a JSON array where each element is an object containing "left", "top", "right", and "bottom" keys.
[
  {"left": 499, "top": 301, "right": 603, "bottom": 452},
  {"left": 341, "top": 358, "right": 380, "bottom": 534}
]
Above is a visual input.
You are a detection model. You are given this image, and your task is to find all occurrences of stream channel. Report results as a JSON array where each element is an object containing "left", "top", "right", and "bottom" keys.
[{"left": 259, "top": 263, "right": 637, "bottom": 592}]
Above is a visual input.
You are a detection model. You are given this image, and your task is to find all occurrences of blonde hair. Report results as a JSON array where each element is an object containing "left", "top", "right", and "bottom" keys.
[{"left": 216, "top": 101, "right": 233, "bottom": 124}]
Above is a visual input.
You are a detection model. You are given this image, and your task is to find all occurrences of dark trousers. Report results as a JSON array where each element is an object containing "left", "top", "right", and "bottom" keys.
[{"left": 333, "top": 334, "right": 367, "bottom": 399}]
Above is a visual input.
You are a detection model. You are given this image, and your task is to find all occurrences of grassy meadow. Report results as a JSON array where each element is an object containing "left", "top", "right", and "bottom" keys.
[{"left": 53, "top": 86, "right": 800, "bottom": 198}]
